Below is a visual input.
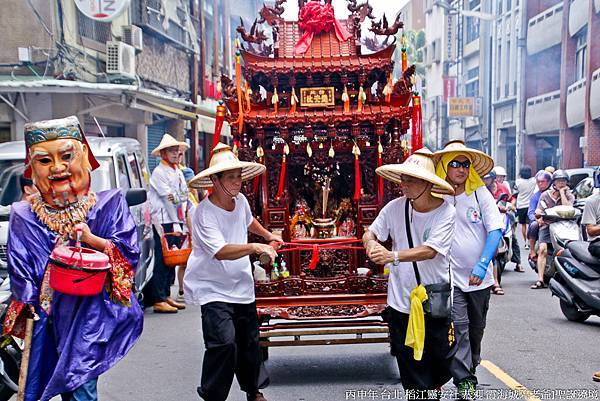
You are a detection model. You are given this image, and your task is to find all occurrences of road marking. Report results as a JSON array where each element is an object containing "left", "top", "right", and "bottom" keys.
[{"left": 481, "top": 359, "right": 542, "bottom": 401}]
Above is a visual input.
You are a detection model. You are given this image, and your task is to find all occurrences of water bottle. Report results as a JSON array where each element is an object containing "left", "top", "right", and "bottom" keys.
[
  {"left": 280, "top": 259, "right": 289, "bottom": 278},
  {"left": 270, "top": 261, "right": 280, "bottom": 281}
]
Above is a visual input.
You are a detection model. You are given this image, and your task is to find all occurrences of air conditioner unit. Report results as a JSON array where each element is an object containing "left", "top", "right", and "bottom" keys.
[
  {"left": 122, "top": 25, "right": 143, "bottom": 52},
  {"left": 106, "top": 41, "right": 136, "bottom": 78}
]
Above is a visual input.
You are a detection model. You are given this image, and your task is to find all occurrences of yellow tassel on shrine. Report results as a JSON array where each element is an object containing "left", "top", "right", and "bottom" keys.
[
  {"left": 357, "top": 86, "right": 366, "bottom": 112},
  {"left": 244, "top": 81, "right": 252, "bottom": 113},
  {"left": 342, "top": 86, "right": 350, "bottom": 113},
  {"left": 306, "top": 142, "right": 313, "bottom": 158},
  {"left": 328, "top": 143, "right": 335, "bottom": 158},
  {"left": 383, "top": 73, "right": 393, "bottom": 103},
  {"left": 231, "top": 50, "right": 244, "bottom": 133},
  {"left": 272, "top": 87, "right": 279, "bottom": 114},
  {"left": 291, "top": 87, "right": 298, "bottom": 114}
]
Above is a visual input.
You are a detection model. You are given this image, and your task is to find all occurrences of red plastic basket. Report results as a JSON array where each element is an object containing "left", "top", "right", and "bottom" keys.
[{"left": 161, "top": 232, "right": 192, "bottom": 268}]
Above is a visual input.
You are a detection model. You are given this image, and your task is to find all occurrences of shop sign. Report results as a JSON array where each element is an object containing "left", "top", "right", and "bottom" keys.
[{"left": 74, "top": 0, "right": 130, "bottom": 22}]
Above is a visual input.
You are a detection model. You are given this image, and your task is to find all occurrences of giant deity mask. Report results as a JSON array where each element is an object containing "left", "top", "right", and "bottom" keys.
[{"left": 24, "top": 116, "right": 99, "bottom": 209}]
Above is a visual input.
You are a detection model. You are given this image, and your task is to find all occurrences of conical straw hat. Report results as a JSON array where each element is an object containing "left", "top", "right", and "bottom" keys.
[
  {"left": 376, "top": 148, "right": 455, "bottom": 195},
  {"left": 151, "top": 133, "right": 189, "bottom": 157},
  {"left": 188, "top": 143, "right": 265, "bottom": 189},
  {"left": 432, "top": 140, "right": 494, "bottom": 177}
]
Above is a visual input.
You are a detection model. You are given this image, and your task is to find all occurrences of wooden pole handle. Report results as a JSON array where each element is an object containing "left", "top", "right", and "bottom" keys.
[{"left": 16, "top": 317, "right": 34, "bottom": 401}]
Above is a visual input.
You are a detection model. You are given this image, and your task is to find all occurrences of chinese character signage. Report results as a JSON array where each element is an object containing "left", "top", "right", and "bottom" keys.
[
  {"left": 74, "top": 0, "right": 130, "bottom": 22},
  {"left": 300, "top": 87, "right": 335, "bottom": 108},
  {"left": 443, "top": 77, "right": 457, "bottom": 103},
  {"left": 447, "top": 97, "right": 476, "bottom": 117}
]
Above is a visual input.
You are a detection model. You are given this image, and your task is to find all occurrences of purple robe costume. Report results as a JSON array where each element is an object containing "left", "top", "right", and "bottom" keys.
[{"left": 5, "top": 189, "right": 143, "bottom": 401}]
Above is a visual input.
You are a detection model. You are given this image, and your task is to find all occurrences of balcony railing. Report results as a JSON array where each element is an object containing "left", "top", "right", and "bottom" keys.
[
  {"left": 525, "top": 90, "right": 560, "bottom": 134},
  {"left": 527, "top": 2, "right": 563, "bottom": 55},
  {"left": 566, "top": 78, "right": 586, "bottom": 127},
  {"left": 569, "top": 0, "right": 588, "bottom": 36}
]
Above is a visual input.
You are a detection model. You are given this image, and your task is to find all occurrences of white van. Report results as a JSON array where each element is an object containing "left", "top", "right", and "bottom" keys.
[{"left": 0, "top": 137, "right": 154, "bottom": 295}]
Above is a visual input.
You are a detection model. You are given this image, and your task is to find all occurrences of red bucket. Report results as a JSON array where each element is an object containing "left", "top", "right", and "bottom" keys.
[{"left": 49, "top": 245, "right": 110, "bottom": 296}]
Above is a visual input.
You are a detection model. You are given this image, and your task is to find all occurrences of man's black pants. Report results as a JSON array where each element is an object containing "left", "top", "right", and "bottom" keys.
[
  {"left": 148, "top": 224, "right": 181, "bottom": 304},
  {"left": 197, "top": 301, "right": 269, "bottom": 401},
  {"left": 387, "top": 307, "right": 453, "bottom": 397}
]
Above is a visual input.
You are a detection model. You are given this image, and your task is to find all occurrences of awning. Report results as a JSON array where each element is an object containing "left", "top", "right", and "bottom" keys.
[{"left": 0, "top": 78, "right": 216, "bottom": 120}]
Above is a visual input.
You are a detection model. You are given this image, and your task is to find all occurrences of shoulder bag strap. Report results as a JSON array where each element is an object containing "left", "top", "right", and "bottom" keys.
[{"left": 404, "top": 199, "right": 421, "bottom": 285}]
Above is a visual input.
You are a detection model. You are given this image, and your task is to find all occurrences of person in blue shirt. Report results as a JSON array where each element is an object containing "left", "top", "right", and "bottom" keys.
[{"left": 526, "top": 170, "right": 552, "bottom": 265}]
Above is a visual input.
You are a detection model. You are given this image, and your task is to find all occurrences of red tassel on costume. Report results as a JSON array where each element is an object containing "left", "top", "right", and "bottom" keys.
[
  {"left": 411, "top": 95, "right": 423, "bottom": 153},
  {"left": 377, "top": 142, "right": 384, "bottom": 201},
  {"left": 308, "top": 244, "right": 319, "bottom": 270},
  {"left": 212, "top": 103, "right": 226, "bottom": 151},
  {"left": 353, "top": 144, "right": 361, "bottom": 202}
]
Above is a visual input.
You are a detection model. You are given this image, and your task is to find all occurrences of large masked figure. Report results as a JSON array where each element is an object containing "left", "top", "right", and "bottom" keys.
[{"left": 4, "top": 116, "right": 143, "bottom": 401}]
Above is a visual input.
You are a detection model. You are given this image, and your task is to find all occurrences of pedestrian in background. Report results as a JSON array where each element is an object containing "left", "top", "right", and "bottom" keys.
[
  {"left": 531, "top": 170, "right": 574, "bottom": 289},
  {"left": 434, "top": 141, "right": 503, "bottom": 401},
  {"left": 493, "top": 166, "right": 512, "bottom": 194},
  {"left": 147, "top": 133, "right": 189, "bottom": 313},
  {"left": 363, "top": 150, "right": 456, "bottom": 400},
  {"left": 526, "top": 170, "right": 553, "bottom": 267},
  {"left": 514, "top": 165, "right": 536, "bottom": 248}
]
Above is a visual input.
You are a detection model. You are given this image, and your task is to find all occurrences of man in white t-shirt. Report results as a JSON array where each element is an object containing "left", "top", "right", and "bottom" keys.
[
  {"left": 434, "top": 141, "right": 503, "bottom": 400},
  {"left": 363, "top": 150, "right": 456, "bottom": 398},
  {"left": 184, "top": 143, "right": 281, "bottom": 401},
  {"left": 581, "top": 171, "right": 600, "bottom": 242}
]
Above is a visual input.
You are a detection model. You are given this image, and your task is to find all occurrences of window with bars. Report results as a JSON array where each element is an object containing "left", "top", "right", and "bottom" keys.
[
  {"left": 77, "top": 9, "right": 111, "bottom": 47},
  {"left": 575, "top": 28, "right": 587, "bottom": 81},
  {"left": 466, "top": 17, "right": 480, "bottom": 43},
  {"left": 466, "top": 80, "right": 479, "bottom": 98}
]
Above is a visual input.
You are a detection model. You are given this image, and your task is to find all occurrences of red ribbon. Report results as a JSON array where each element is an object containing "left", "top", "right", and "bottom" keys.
[
  {"left": 294, "top": 2, "right": 351, "bottom": 55},
  {"left": 353, "top": 153, "right": 361, "bottom": 202},
  {"left": 276, "top": 154, "right": 287, "bottom": 200},
  {"left": 377, "top": 149, "right": 383, "bottom": 201},
  {"left": 411, "top": 95, "right": 423, "bottom": 154}
]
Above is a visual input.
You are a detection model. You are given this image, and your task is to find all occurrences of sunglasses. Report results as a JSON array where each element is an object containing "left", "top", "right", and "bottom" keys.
[{"left": 448, "top": 160, "right": 471, "bottom": 169}]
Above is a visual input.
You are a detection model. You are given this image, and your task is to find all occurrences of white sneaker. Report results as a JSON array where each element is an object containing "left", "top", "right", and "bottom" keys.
[{"left": 176, "top": 292, "right": 185, "bottom": 303}]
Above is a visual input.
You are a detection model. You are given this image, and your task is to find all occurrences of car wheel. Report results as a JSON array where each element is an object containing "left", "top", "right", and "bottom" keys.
[{"left": 559, "top": 299, "right": 590, "bottom": 323}]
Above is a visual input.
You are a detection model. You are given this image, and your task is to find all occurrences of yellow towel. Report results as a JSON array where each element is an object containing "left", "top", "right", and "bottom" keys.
[
  {"left": 435, "top": 152, "right": 485, "bottom": 196},
  {"left": 405, "top": 284, "right": 428, "bottom": 361}
]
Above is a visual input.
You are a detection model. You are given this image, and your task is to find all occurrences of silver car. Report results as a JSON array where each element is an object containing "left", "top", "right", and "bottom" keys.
[{"left": 0, "top": 137, "right": 154, "bottom": 296}]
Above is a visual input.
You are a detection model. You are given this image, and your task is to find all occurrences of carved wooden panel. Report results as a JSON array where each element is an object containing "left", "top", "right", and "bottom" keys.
[{"left": 300, "top": 248, "right": 352, "bottom": 277}]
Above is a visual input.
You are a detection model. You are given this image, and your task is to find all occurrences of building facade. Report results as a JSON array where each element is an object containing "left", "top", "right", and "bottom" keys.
[
  {"left": 522, "top": 0, "right": 600, "bottom": 171},
  {"left": 0, "top": 0, "right": 260, "bottom": 171},
  {"left": 423, "top": 0, "right": 494, "bottom": 153},
  {"left": 490, "top": 0, "right": 526, "bottom": 180}
]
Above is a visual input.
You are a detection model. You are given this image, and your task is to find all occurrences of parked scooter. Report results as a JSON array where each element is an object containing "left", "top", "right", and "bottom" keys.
[
  {"left": 0, "top": 277, "right": 20, "bottom": 401},
  {"left": 549, "top": 240, "right": 600, "bottom": 322},
  {"left": 539, "top": 205, "right": 582, "bottom": 284}
]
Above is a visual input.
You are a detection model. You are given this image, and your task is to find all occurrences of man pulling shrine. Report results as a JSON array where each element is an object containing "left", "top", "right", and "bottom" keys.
[{"left": 4, "top": 116, "right": 143, "bottom": 400}]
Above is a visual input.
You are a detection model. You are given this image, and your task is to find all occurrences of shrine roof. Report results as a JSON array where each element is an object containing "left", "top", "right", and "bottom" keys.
[
  {"left": 242, "top": 44, "right": 395, "bottom": 74},
  {"left": 279, "top": 20, "right": 356, "bottom": 58},
  {"left": 242, "top": 103, "right": 410, "bottom": 126}
]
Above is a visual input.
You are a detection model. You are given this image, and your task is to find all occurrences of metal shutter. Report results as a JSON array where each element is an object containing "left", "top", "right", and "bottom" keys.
[{"left": 147, "top": 123, "right": 166, "bottom": 173}]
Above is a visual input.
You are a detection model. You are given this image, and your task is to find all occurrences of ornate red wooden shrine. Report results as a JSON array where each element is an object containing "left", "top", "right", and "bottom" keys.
[{"left": 218, "top": 0, "right": 421, "bottom": 351}]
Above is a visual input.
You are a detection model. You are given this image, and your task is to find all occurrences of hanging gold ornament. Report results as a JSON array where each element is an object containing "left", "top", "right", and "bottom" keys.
[
  {"left": 306, "top": 142, "right": 313, "bottom": 158},
  {"left": 328, "top": 143, "right": 335, "bottom": 158},
  {"left": 257, "top": 146, "right": 265, "bottom": 158}
]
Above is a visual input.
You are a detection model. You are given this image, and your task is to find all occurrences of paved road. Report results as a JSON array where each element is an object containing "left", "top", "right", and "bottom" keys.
[{"left": 37, "top": 240, "right": 600, "bottom": 401}]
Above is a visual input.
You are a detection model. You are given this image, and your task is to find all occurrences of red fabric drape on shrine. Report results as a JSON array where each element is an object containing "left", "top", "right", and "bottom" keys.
[
  {"left": 411, "top": 95, "right": 423, "bottom": 153},
  {"left": 294, "top": 2, "right": 351, "bottom": 55}
]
